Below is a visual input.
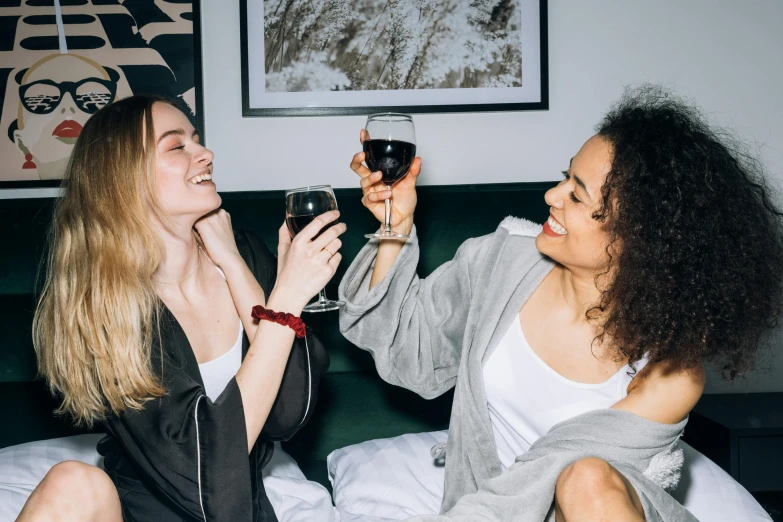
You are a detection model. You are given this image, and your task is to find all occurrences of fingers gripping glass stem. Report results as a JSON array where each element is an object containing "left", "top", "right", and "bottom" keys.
[{"left": 368, "top": 184, "right": 408, "bottom": 240}]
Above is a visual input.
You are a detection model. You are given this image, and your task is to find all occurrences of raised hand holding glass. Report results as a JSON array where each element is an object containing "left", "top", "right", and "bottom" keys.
[
  {"left": 362, "top": 113, "right": 416, "bottom": 240},
  {"left": 285, "top": 185, "right": 345, "bottom": 312}
]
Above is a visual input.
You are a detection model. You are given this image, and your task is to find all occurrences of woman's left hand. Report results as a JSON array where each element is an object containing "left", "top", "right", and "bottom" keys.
[{"left": 194, "top": 209, "right": 242, "bottom": 268}]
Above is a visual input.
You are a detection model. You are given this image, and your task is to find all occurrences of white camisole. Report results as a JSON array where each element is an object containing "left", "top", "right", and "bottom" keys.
[
  {"left": 197, "top": 253, "right": 244, "bottom": 401},
  {"left": 198, "top": 321, "right": 243, "bottom": 401},
  {"left": 483, "top": 318, "right": 648, "bottom": 469}
]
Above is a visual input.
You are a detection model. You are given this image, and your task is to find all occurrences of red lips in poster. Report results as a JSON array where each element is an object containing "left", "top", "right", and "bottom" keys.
[{"left": 52, "top": 119, "right": 83, "bottom": 140}]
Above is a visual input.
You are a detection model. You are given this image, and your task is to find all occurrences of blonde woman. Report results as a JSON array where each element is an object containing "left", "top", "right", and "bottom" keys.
[{"left": 17, "top": 95, "right": 343, "bottom": 522}]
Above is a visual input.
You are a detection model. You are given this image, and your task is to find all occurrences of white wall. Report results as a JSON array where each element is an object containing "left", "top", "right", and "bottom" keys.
[
  {"left": 205, "top": 0, "right": 783, "bottom": 192},
  {"left": 2, "top": 1, "right": 781, "bottom": 393}
]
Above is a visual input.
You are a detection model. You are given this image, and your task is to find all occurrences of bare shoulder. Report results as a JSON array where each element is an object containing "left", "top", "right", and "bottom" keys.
[{"left": 614, "top": 361, "right": 706, "bottom": 424}]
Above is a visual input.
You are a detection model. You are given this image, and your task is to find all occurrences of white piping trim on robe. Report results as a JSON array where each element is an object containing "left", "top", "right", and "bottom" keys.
[
  {"left": 297, "top": 334, "right": 312, "bottom": 428},
  {"left": 194, "top": 395, "right": 208, "bottom": 522}
]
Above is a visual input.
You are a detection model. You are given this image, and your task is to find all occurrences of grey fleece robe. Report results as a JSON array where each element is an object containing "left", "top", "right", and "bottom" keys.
[{"left": 338, "top": 217, "right": 695, "bottom": 521}]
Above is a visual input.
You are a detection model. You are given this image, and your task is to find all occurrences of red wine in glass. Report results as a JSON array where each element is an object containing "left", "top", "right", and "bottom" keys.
[
  {"left": 362, "top": 139, "right": 417, "bottom": 185},
  {"left": 285, "top": 215, "right": 337, "bottom": 239}
]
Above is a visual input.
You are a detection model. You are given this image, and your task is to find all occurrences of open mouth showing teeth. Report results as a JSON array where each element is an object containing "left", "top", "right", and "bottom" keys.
[
  {"left": 189, "top": 174, "right": 212, "bottom": 185},
  {"left": 547, "top": 216, "right": 567, "bottom": 235}
]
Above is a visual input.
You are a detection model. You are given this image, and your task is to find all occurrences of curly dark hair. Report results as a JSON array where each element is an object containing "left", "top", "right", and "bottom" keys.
[{"left": 591, "top": 85, "right": 783, "bottom": 379}]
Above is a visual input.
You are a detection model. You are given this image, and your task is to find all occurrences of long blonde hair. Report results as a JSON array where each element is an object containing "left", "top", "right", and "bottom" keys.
[{"left": 34, "top": 95, "right": 175, "bottom": 426}]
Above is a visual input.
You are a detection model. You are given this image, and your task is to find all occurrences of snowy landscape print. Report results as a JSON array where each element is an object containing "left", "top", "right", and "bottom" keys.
[{"left": 263, "top": 0, "right": 523, "bottom": 93}]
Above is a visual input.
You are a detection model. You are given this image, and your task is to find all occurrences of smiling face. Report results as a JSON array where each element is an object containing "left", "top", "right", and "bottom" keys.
[
  {"left": 535, "top": 135, "right": 614, "bottom": 275},
  {"left": 151, "top": 102, "right": 220, "bottom": 222}
]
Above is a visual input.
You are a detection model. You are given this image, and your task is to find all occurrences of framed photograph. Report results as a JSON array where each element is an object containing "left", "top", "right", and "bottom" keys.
[
  {"left": 0, "top": 0, "right": 205, "bottom": 188},
  {"left": 241, "top": 0, "right": 548, "bottom": 117}
]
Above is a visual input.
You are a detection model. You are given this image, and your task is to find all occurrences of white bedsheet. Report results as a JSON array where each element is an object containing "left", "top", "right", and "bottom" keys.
[
  {"left": 328, "top": 430, "right": 773, "bottom": 522},
  {"left": 0, "top": 434, "right": 336, "bottom": 522}
]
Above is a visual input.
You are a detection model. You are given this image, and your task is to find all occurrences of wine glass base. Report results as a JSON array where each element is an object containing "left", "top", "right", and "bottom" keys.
[
  {"left": 303, "top": 300, "right": 345, "bottom": 313},
  {"left": 365, "top": 231, "right": 410, "bottom": 240}
]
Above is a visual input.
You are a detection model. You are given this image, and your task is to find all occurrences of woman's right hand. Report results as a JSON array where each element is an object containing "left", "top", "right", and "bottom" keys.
[
  {"left": 351, "top": 129, "right": 421, "bottom": 236},
  {"left": 272, "top": 210, "right": 345, "bottom": 311}
]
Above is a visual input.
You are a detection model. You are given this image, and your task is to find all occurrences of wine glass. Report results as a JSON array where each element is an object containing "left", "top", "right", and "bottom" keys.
[
  {"left": 362, "top": 113, "right": 417, "bottom": 240},
  {"left": 285, "top": 185, "right": 345, "bottom": 313}
]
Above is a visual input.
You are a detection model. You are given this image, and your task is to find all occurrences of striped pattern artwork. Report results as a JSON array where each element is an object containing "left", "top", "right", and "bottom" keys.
[{"left": 0, "top": 0, "right": 200, "bottom": 184}]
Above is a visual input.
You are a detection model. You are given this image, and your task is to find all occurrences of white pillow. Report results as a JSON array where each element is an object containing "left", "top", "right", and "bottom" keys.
[
  {"left": 0, "top": 435, "right": 336, "bottom": 522},
  {"left": 327, "top": 431, "right": 773, "bottom": 522},
  {"left": 676, "top": 442, "right": 773, "bottom": 522},
  {"left": 328, "top": 431, "right": 448, "bottom": 521}
]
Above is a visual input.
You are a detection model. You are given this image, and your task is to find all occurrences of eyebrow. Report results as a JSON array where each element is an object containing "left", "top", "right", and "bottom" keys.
[
  {"left": 568, "top": 157, "right": 592, "bottom": 201},
  {"left": 157, "top": 128, "right": 198, "bottom": 144}
]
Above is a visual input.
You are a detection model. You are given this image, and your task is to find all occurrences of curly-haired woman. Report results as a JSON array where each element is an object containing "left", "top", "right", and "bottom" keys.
[
  {"left": 340, "top": 86, "right": 783, "bottom": 521},
  {"left": 17, "top": 95, "right": 342, "bottom": 521}
]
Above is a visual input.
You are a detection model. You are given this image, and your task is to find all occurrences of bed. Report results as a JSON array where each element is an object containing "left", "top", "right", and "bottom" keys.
[
  {"left": 0, "top": 434, "right": 336, "bottom": 522},
  {"left": 327, "top": 430, "right": 773, "bottom": 522}
]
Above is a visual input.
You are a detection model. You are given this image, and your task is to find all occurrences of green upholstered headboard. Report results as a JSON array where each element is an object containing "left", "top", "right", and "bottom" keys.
[{"left": 0, "top": 182, "right": 555, "bottom": 485}]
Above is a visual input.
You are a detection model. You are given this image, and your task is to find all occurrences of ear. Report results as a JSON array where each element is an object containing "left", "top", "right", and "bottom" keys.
[{"left": 14, "top": 68, "right": 28, "bottom": 84}]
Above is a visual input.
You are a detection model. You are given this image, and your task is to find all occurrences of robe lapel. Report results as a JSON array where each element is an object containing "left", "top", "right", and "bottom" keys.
[{"left": 463, "top": 231, "right": 555, "bottom": 480}]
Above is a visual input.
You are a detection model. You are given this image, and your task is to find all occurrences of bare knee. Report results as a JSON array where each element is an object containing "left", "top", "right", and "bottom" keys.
[
  {"left": 18, "top": 461, "right": 120, "bottom": 522},
  {"left": 42, "top": 461, "right": 113, "bottom": 496},
  {"left": 558, "top": 458, "right": 623, "bottom": 494},
  {"left": 555, "top": 458, "right": 630, "bottom": 514},
  {"left": 47, "top": 460, "right": 104, "bottom": 484}
]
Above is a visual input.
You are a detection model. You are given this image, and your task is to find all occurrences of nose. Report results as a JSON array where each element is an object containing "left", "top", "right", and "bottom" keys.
[
  {"left": 60, "top": 93, "right": 76, "bottom": 115},
  {"left": 544, "top": 183, "right": 565, "bottom": 209},
  {"left": 194, "top": 143, "right": 214, "bottom": 167}
]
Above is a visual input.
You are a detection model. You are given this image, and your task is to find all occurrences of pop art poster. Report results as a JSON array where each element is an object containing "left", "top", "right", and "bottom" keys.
[{"left": 0, "top": 0, "right": 203, "bottom": 187}]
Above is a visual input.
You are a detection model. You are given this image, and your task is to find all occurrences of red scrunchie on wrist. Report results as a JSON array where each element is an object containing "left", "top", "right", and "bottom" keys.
[{"left": 251, "top": 305, "right": 307, "bottom": 338}]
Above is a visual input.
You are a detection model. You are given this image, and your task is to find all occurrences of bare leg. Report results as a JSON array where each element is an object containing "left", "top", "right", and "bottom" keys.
[
  {"left": 16, "top": 461, "right": 122, "bottom": 522},
  {"left": 554, "top": 457, "right": 645, "bottom": 522}
]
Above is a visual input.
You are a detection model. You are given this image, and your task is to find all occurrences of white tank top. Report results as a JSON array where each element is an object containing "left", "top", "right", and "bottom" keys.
[
  {"left": 198, "top": 321, "right": 243, "bottom": 401},
  {"left": 197, "top": 253, "right": 244, "bottom": 401},
  {"left": 483, "top": 318, "right": 648, "bottom": 469}
]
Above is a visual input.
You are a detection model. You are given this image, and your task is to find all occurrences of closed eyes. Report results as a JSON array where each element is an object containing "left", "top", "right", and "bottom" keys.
[{"left": 562, "top": 171, "right": 581, "bottom": 203}]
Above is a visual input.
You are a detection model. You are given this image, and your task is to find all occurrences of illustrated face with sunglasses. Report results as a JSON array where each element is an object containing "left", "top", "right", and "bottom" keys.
[{"left": 13, "top": 54, "right": 119, "bottom": 180}]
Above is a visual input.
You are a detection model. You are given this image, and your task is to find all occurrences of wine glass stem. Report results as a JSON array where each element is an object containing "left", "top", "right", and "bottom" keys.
[
  {"left": 384, "top": 185, "right": 392, "bottom": 233},
  {"left": 317, "top": 288, "right": 329, "bottom": 304}
]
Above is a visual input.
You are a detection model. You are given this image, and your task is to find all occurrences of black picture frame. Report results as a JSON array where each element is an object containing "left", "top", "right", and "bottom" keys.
[
  {"left": 0, "top": 1, "right": 206, "bottom": 190},
  {"left": 240, "top": 0, "right": 548, "bottom": 117}
]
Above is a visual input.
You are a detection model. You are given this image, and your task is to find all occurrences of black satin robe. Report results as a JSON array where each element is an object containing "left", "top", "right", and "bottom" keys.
[{"left": 97, "top": 231, "right": 329, "bottom": 521}]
